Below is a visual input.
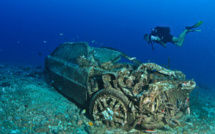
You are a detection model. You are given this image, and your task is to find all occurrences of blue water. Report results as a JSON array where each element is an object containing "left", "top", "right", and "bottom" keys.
[{"left": 0, "top": 0, "right": 215, "bottom": 87}]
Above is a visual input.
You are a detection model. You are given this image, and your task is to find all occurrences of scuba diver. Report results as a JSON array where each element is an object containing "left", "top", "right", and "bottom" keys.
[{"left": 143, "top": 21, "right": 203, "bottom": 51}]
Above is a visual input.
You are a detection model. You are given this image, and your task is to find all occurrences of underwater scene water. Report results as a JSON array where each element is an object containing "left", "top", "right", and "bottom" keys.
[{"left": 0, "top": 0, "right": 215, "bottom": 133}]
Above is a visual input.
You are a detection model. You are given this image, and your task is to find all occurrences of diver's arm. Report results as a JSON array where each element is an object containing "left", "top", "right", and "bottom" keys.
[
  {"left": 150, "top": 36, "right": 166, "bottom": 48},
  {"left": 150, "top": 35, "right": 160, "bottom": 41}
]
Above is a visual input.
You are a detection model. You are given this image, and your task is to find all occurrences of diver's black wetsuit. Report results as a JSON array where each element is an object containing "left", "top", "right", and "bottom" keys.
[{"left": 150, "top": 26, "right": 173, "bottom": 43}]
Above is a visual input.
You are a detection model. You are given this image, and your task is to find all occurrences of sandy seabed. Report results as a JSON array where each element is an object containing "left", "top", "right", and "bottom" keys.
[{"left": 0, "top": 64, "right": 215, "bottom": 134}]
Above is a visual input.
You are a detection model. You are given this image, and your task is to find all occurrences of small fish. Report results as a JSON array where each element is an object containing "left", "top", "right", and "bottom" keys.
[
  {"left": 145, "top": 129, "right": 157, "bottom": 133},
  {"left": 185, "top": 97, "right": 189, "bottom": 105},
  {"left": 128, "top": 57, "right": 136, "bottom": 60},
  {"left": 59, "top": 33, "right": 63, "bottom": 36},
  {"left": 88, "top": 122, "right": 93, "bottom": 126},
  {"left": 186, "top": 98, "right": 189, "bottom": 102}
]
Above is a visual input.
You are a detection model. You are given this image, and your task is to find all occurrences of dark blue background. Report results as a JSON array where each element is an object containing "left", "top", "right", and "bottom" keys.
[{"left": 0, "top": 0, "right": 215, "bottom": 87}]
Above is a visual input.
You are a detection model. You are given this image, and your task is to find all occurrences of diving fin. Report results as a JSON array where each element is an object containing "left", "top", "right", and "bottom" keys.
[
  {"left": 187, "top": 29, "right": 202, "bottom": 33},
  {"left": 186, "top": 21, "right": 203, "bottom": 30}
]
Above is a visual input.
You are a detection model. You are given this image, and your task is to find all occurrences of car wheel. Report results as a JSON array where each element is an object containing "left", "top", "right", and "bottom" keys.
[{"left": 89, "top": 89, "right": 130, "bottom": 128}]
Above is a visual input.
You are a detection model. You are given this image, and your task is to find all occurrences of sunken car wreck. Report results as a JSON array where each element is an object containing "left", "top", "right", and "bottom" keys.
[{"left": 45, "top": 42, "right": 196, "bottom": 131}]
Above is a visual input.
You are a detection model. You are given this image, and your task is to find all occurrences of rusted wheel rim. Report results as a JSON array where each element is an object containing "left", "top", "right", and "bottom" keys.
[{"left": 92, "top": 95, "right": 128, "bottom": 128}]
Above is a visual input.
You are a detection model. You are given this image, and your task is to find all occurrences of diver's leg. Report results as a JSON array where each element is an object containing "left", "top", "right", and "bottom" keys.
[{"left": 172, "top": 29, "right": 189, "bottom": 47}]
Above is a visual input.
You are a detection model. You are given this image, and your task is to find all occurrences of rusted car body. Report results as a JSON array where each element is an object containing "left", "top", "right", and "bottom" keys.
[{"left": 45, "top": 42, "right": 196, "bottom": 131}]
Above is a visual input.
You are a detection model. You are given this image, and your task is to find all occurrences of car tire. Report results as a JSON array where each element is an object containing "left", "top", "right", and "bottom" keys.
[{"left": 89, "top": 89, "right": 130, "bottom": 129}]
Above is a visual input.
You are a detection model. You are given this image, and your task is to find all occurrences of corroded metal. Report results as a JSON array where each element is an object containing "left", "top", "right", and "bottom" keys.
[
  {"left": 46, "top": 42, "right": 196, "bottom": 131},
  {"left": 101, "top": 62, "right": 196, "bottom": 129},
  {"left": 92, "top": 95, "right": 128, "bottom": 128}
]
